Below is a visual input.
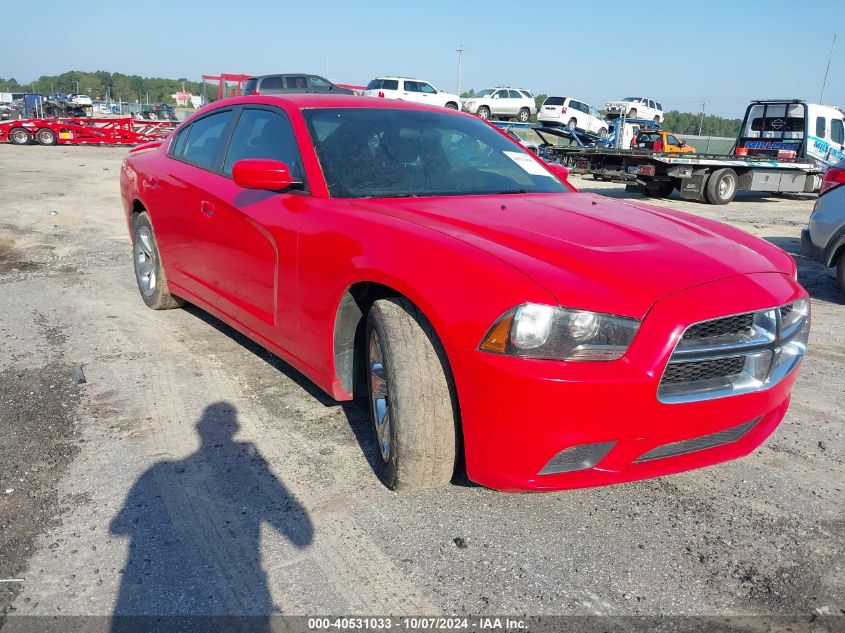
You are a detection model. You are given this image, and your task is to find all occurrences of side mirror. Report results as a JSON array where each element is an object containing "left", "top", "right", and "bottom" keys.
[
  {"left": 547, "top": 162, "right": 570, "bottom": 181},
  {"left": 232, "top": 158, "right": 298, "bottom": 191}
]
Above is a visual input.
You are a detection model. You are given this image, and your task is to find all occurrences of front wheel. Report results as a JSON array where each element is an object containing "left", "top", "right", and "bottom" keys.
[
  {"left": 517, "top": 108, "right": 530, "bottom": 122},
  {"left": 132, "top": 211, "right": 184, "bottom": 310},
  {"left": 366, "top": 297, "right": 457, "bottom": 490},
  {"left": 476, "top": 106, "right": 490, "bottom": 120},
  {"left": 444, "top": 102, "right": 458, "bottom": 110},
  {"left": 837, "top": 251, "right": 845, "bottom": 294}
]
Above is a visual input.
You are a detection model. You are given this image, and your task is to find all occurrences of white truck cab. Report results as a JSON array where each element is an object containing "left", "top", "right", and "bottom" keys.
[{"left": 736, "top": 100, "right": 845, "bottom": 167}]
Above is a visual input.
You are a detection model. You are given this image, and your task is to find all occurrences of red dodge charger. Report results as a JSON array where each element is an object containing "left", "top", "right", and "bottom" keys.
[{"left": 120, "top": 94, "right": 809, "bottom": 492}]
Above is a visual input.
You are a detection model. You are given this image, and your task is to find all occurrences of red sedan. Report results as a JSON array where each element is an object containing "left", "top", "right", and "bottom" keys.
[{"left": 120, "top": 94, "right": 809, "bottom": 492}]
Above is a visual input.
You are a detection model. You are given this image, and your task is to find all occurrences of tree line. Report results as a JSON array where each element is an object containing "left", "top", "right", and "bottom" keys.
[
  {"left": 0, "top": 71, "right": 210, "bottom": 104},
  {"left": 460, "top": 89, "right": 742, "bottom": 138}
]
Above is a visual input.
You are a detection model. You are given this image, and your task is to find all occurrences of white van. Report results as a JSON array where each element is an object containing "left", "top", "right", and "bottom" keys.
[{"left": 736, "top": 100, "right": 845, "bottom": 167}]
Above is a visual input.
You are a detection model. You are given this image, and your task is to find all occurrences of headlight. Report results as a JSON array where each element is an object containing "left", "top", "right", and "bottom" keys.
[{"left": 479, "top": 303, "right": 640, "bottom": 361}]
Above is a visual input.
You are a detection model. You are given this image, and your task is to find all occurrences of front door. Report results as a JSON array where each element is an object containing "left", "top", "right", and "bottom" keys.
[{"left": 191, "top": 106, "right": 308, "bottom": 344}]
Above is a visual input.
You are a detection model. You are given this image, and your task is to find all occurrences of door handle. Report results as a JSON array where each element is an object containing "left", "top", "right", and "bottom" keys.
[{"left": 200, "top": 201, "right": 215, "bottom": 217}]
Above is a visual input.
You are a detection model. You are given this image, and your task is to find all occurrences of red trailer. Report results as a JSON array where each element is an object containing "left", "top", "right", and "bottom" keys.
[{"left": 0, "top": 117, "right": 178, "bottom": 146}]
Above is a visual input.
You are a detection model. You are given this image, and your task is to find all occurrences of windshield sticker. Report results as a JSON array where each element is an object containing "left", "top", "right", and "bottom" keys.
[{"left": 503, "top": 151, "right": 553, "bottom": 177}]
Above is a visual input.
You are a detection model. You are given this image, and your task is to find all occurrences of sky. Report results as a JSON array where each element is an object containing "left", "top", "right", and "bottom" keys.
[{"left": 1, "top": 0, "right": 844, "bottom": 118}]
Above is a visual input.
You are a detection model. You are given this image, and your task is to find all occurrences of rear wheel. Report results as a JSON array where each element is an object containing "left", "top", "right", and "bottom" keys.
[
  {"left": 8, "top": 128, "right": 30, "bottom": 145},
  {"left": 837, "top": 251, "right": 845, "bottom": 293},
  {"left": 517, "top": 108, "right": 530, "bottom": 122},
  {"left": 628, "top": 108, "right": 638, "bottom": 119},
  {"left": 646, "top": 181, "right": 676, "bottom": 198},
  {"left": 476, "top": 106, "right": 490, "bottom": 120},
  {"left": 366, "top": 297, "right": 457, "bottom": 490},
  {"left": 444, "top": 102, "right": 458, "bottom": 110},
  {"left": 705, "top": 168, "right": 738, "bottom": 205},
  {"left": 567, "top": 118, "right": 578, "bottom": 130},
  {"left": 35, "top": 128, "right": 56, "bottom": 145},
  {"left": 654, "top": 115, "right": 661, "bottom": 123},
  {"left": 132, "top": 211, "right": 184, "bottom": 310}
]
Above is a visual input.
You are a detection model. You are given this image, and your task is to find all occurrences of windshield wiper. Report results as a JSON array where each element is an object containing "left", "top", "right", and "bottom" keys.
[
  {"left": 494, "top": 189, "right": 529, "bottom": 194},
  {"left": 374, "top": 193, "right": 421, "bottom": 198}
]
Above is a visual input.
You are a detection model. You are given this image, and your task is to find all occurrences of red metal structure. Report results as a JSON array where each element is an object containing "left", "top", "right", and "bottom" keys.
[
  {"left": 0, "top": 118, "right": 177, "bottom": 146},
  {"left": 201, "top": 73, "right": 252, "bottom": 101}
]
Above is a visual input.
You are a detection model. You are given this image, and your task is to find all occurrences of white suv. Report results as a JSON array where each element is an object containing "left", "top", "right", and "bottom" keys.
[
  {"left": 363, "top": 77, "right": 461, "bottom": 110},
  {"left": 461, "top": 88, "right": 536, "bottom": 122},
  {"left": 605, "top": 97, "right": 664, "bottom": 123},
  {"left": 538, "top": 96, "right": 608, "bottom": 137}
]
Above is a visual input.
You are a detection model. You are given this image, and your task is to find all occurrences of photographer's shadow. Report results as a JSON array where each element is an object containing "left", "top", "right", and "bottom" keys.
[{"left": 109, "top": 402, "right": 313, "bottom": 632}]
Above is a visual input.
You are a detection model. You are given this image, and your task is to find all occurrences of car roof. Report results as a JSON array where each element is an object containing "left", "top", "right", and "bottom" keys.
[
  {"left": 195, "top": 93, "right": 472, "bottom": 113},
  {"left": 250, "top": 73, "right": 319, "bottom": 79}
]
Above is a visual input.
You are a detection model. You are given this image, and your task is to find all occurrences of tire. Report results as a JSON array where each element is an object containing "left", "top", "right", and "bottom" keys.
[
  {"left": 837, "top": 251, "right": 845, "bottom": 294},
  {"left": 444, "top": 102, "right": 458, "bottom": 110},
  {"left": 567, "top": 118, "right": 578, "bottom": 130},
  {"left": 705, "top": 168, "right": 738, "bottom": 205},
  {"left": 131, "top": 211, "right": 184, "bottom": 310},
  {"left": 8, "top": 127, "right": 30, "bottom": 145},
  {"left": 476, "top": 106, "right": 490, "bottom": 120},
  {"left": 35, "top": 128, "right": 57, "bottom": 146},
  {"left": 365, "top": 297, "right": 458, "bottom": 490},
  {"left": 654, "top": 116, "right": 660, "bottom": 123},
  {"left": 517, "top": 107, "right": 530, "bottom": 122},
  {"left": 598, "top": 127, "right": 607, "bottom": 138},
  {"left": 628, "top": 109, "right": 638, "bottom": 119}
]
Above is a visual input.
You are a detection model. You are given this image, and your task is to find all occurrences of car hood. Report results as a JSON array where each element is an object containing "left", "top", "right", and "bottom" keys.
[{"left": 354, "top": 192, "right": 794, "bottom": 318}]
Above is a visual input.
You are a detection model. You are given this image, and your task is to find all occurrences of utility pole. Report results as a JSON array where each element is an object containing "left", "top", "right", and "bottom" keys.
[
  {"left": 820, "top": 34, "right": 837, "bottom": 103},
  {"left": 456, "top": 44, "right": 465, "bottom": 96},
  {"left": 698, "top": 99, "right": 706, "bottom": 136}
]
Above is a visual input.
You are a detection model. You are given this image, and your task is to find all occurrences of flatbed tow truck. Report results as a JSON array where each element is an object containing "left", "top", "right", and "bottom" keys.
[
  {"left": 0, "top": 117, "right": 177, "bottom": 147},
  {"left": 560, "top": 99, "right": 844, "bottom": 204}
]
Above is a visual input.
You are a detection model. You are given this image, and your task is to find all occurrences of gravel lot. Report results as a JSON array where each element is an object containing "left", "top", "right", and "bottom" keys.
[{"left": 0, "top": 145, "right": 842, "bottom": 627}]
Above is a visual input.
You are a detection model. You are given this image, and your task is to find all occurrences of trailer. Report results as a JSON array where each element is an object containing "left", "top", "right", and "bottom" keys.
[
  {"left": 0, "top": 117, "right": 177, "bottom": 147},
  {"left": 562, "top": 100, "right": 844, "bottom": 204}
]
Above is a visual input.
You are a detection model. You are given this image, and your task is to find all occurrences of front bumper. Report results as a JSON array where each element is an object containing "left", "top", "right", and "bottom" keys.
[{"left": 450, "top": 272, "right": 806, "bottom": 492}]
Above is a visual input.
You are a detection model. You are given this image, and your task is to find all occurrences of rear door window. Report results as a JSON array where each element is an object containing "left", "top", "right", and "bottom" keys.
[
  {"left": 181, "top": 110, "right": 235, "bottom": 171},
  {"left": 404, "top": 81, "right": 421, "bottom": 93},
  {"left": 508, "top": 90, "right": 521, "bottom": 99},
  {"left": 222, "top": 108, "right": 306, "bottom": 184},
  {"left": 260, "top": 76, "right": 284, "bottom": 90}
]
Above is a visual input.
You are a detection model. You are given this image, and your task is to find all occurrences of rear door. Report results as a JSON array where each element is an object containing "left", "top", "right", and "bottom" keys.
[
  {"left": 258, "top": 76, "right": 286, "bottom": 94},
  {"left": 540, "top": 96, "right": 565, "bottom": 121},
  {"left": 152, "top": 108, "right": 236, "bottom": 299}
]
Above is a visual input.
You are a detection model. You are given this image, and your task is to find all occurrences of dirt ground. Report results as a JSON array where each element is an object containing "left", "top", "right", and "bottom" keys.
[{"left": 0, "top": 145, "right": 842, "bottom": 626}]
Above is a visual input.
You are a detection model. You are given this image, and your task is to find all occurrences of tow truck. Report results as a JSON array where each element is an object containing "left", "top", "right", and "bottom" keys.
[
  {"left": 0, "top": 117, "right": 177, "bottom": 146},
  {"left": 561, "top": 100, "right": 845, "bottom": 204}
]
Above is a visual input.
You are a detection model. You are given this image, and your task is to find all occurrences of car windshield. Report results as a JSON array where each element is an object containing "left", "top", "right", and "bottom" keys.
[
  {"left": 302, "top": 108, "right": 567, "bottom": 199},
  {"left": 476, "top": 89, "right": 493, "bottom": 97}
]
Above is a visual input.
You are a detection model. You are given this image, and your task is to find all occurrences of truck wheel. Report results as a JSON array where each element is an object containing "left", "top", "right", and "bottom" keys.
[
  {"left": 476, "top": 106, "right": 490, "bottom": 120},
  {"left": 837, "top": 251, "right": 845, "bottom": 294},
  {"left": 132, "top": 211, "right": 184, "bottom": 310},
  {"left": 35, "top": 128, "right": 57, "bottom": 145},
  {"left": 366, "top": 297, "right": 458, "bottom": 490},
  {"left": 568, "top": 118, "right": 578, "bottom": 130},
  {"left": 445, "top": 102, "right": 458, "bottom": 110},
  {"left": 705, "top": 168, "right": 738, "bottom": 205},
  {"left": 517, "top": 108, "right": 530, "bottom": 122},
  {"left": 8, "top": 128, "right": 30, "bottom": 145},
  {"left": 647, "top": 181, "right": 675, "bottom": 198}
]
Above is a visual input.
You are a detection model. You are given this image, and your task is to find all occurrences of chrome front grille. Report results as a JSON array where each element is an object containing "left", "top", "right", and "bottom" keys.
[{"left": 658, "top": 299, "right": 810, "bottom": 404}]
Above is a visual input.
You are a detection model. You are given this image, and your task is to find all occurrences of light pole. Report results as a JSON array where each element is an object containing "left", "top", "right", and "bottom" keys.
[
  {"left": 456, "top": 44, "right": 465, "bottom": 96},
  {"left": 820, "top": 34, "right": 837, "bottom": 103}
]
